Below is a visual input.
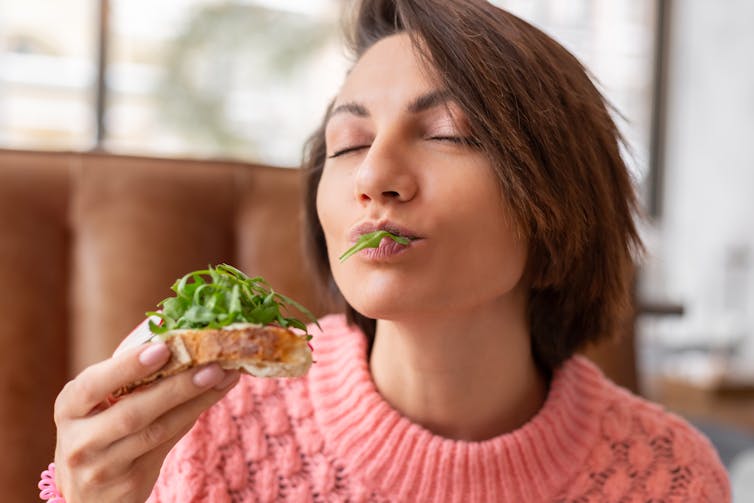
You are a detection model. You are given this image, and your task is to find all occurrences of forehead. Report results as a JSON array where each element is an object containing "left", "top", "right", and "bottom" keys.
[{"left": 334, "top": 33, "right": 440, "bottom": 108}]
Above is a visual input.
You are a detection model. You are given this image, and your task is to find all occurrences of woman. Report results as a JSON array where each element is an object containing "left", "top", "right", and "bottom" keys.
[{"left": 46, "top": 0, "right": 730, "bottom": 501}]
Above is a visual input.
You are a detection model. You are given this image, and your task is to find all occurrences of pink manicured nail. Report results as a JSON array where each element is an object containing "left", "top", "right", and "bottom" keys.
[
  {"left": 139, "top": 342, "right": 169, "bottom": 366},
  {"left": 193, "top": 365, "right": 224, "bottom": 387}
]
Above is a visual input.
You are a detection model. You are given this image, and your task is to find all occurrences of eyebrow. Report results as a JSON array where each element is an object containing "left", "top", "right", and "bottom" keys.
[{"left": 326, "top": 89, "right": 455, "bottom": 124}]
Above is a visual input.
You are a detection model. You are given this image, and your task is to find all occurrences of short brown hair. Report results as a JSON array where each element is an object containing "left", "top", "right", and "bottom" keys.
[{"left": 302, "top": 0, "right": 644, "bottom": 371}]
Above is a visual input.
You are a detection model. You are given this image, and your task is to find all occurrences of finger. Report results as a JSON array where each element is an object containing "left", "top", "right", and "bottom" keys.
[
  {"left": 127, "top": 420, "right": 198, "bottom": 501},
  {"left": 114, "top": 318, "right": 156, "bottom": 356},
  {"left": 106, "top": 372, "right": 240, "bottom": 469},
  {"left": 58, "top": 341, "right": 171, "bottom": 419},
  {"left": 96, "top": 365, "right": 234, "bottom": 447},
  {"left": 53, "top": 372, "right": 238, "bottom": 503},
  {"left": 142, "top": 422, "right": 193, "bottom": 469},
  {"left": 65, "top": 420, "right": 197, "bottom": 503}
]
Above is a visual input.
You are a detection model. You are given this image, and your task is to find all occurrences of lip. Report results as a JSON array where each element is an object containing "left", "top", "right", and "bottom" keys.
[
  {"left": 348, "top": 220, "right": 423, "bottom": 243},
  {"left": 346, "top": 220, "right": 425, "bottom": 261}
]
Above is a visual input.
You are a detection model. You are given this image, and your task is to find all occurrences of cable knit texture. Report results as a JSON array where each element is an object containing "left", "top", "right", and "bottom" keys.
[{"left": 148, "top": 314, "right": 730, "bottom": 502}]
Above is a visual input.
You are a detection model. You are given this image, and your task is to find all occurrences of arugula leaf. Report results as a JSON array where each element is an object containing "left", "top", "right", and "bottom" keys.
[
  {"left": 146, "top": 264, "right": 319, "bottom": 338},
  {"left": 338, "top": 230, "right": 411, "bottom": 262}
]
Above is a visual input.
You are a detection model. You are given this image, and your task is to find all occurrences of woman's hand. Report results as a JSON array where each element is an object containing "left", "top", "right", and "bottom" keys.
[{"left": 53, "top": 339, "right": 239, "bottom": 503}]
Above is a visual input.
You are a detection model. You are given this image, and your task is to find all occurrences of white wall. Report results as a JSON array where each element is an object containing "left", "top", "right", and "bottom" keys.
[{"left": 649, "top": 0, "right": 754, "bottom": 353}]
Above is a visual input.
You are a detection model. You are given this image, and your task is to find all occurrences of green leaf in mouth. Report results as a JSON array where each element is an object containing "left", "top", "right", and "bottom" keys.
[{"left": 338, "top": 230, "right": 411, "bottom": 262}]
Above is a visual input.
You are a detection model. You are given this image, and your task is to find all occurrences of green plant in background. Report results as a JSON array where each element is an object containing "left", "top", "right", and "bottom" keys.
[{"left": 156, "top": 3, "right": 334, "bottom": 158}]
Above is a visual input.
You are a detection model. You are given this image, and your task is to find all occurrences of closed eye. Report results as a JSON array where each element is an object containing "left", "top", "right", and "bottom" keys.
[
  {"left": 429, "top": 135, "right": 464, "bottom": 143},
  {"left": 429, "top": 136, "right": 482, "bottom": 148},
  {"left": 328, "top": 145, "right": 369, "bottom": 159},
  {"left": 328, "top": 136, "right": 481, "bottom": 158}
]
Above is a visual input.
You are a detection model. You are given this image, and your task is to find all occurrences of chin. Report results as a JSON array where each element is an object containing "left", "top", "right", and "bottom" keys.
[
  {"left": 338, "top": 281, "right": 413, "bottom": 321},
  {"left": 345, "top": 294, "right": 404, "bottom": 321},
  {"left": 333, "top": 265, "right": 436, "bottom": 320}
]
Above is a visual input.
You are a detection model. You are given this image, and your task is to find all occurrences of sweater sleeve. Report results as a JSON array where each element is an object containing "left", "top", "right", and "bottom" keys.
[
  {"left": 669, "top": 415, "right": 732, "bottom": 502},
  {"left": 555, "top": 385, "right": 733, "bottom": 502},
  {"left": 626, "top": 397, "right": 732, "bottom": 502}
]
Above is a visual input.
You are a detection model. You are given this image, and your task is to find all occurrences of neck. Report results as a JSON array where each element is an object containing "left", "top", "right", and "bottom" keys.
[{"left": 369, "top": 295, "right": 547, "bottom": 441}]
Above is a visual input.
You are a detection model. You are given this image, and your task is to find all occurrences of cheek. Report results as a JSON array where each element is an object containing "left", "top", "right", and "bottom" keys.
[
  {"left": 431, "top": 165, "right": 502, "bottom": 229},
  {"left": 316, "top": 172, "right": 364, "bottom": 309},
  {"left": 477, "top": 207, "right": 528, "bottom": 291},
  {"left": 439, "top": 169, "right": 528, "bottom": 288},
  {"left": 315, "top": 169, "right": 337, "bottom": 232},
  {"left": 316, "top": 168, "right": 351, "bottom": 255},
  {"left": 315, "top": 175, "right": 329, "bottom": 232}
]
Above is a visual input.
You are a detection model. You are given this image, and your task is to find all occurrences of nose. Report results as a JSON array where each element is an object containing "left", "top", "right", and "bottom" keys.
[{"left": 354, "top": 138, "right": 418, "bottom": 205}]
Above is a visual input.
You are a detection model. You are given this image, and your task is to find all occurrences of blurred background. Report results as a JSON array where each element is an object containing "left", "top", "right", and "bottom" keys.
[{"left": 1, "top": 0, "right": 753, "bottom": 500}]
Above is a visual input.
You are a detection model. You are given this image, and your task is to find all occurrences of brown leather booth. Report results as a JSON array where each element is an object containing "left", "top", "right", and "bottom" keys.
[
  {"left": 0, "top": 149, "right": 333, "bottom": 501},
  {"left": 0, "top": 148, "right": 636, "bottom": 501}
]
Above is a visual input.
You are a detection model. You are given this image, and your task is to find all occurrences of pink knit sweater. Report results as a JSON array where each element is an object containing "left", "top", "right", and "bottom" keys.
[{"left": 148, "top": 314, "right": 730, "bottom": 502}]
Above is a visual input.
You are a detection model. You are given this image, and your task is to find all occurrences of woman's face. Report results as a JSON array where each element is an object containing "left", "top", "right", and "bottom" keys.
[{"left": 316, "top": 33, "right": 528, "bottom": 320}]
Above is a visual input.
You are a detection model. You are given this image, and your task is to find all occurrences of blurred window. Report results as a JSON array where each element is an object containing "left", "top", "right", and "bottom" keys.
[
  {"left": 0, "top": 0, "right": 656, "bottom": 176},
  {"left": 0, "top": 0, "right": 96, "bottom": 149},
  {"left": 106, "top": 0, "right": 346, "bottom": 166}
]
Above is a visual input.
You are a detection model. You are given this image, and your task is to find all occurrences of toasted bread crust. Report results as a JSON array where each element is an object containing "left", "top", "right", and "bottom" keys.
[{"left": 114, "top": 325, "right": 311, "bottom": 397}]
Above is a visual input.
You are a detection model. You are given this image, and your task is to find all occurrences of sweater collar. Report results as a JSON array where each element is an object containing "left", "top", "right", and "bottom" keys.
[{"left": 308, "top": 314, "right": 610, "bottom": 502}]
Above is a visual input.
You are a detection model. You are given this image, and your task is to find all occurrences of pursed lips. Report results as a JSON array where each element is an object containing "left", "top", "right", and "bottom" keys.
[{"left": 348, "top": 221, "right": 423, "bottom": 243}]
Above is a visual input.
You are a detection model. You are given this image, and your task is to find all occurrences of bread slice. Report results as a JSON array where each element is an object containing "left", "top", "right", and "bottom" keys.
[{"left": 114, "top": 323, "right": 312, "bottom": 397}]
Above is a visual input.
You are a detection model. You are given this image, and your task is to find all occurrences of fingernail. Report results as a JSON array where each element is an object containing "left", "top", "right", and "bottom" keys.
[
  {"left": 213, "top": 371, "right": 239, "bottom": 391},
  {"left": 193, "top": 365, "right": 223, "bottom": 387},
  {"left": 139, "top": 342, "right": 170, "bottom": 366}
]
